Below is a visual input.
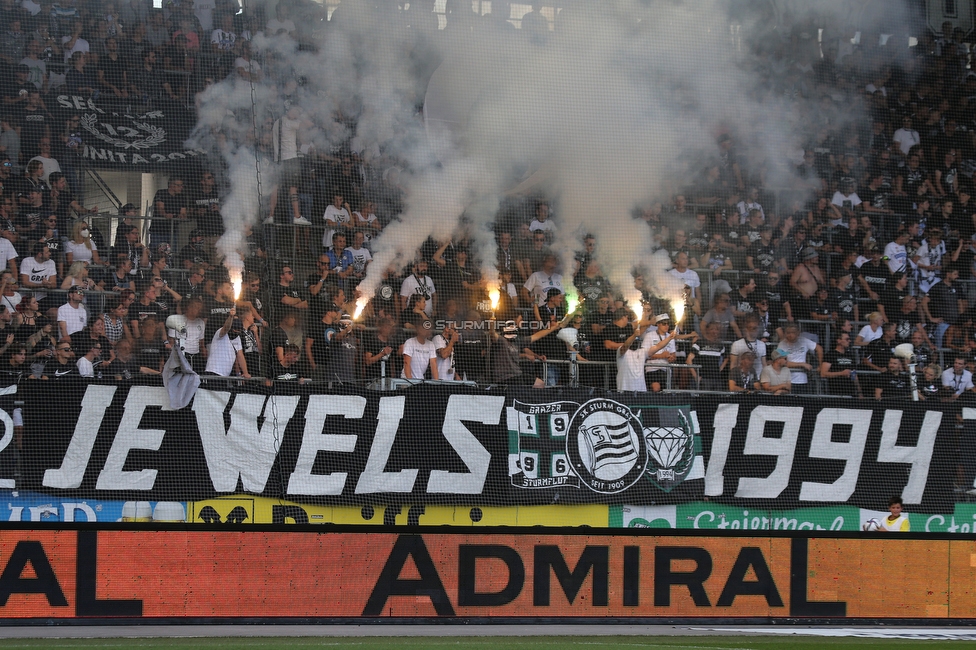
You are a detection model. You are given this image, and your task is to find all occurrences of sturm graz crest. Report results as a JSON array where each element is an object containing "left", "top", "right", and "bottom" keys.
[
  {"left": 566, "top": 399, "right": 648, "bottom": 494},
  {"left": 508, "top": 398, "right": 697, "bottom": 495},
  {"left": 641, "top": 409, "right": 695, "bottom": 492}
]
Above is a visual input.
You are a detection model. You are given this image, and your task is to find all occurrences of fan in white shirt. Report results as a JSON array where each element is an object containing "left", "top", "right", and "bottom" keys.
[
  {"left": 322, "top": 193, "right": 352, "bottom": 249},
  {"left": 348, "top": 231, "right": 372, "bottom": 281},
  {"left": 402, "top": 321, "right": 439, "bottom": 380},
  {"left": 893, "top": 117, "right": 921, "bottom": 157},
  {"left": 399, "top": 260, "right": 436, "bottom": 316},
  {"left": 205, "top": 308, "right": 250, "bottom": 378},
  {"left": 432, "top": 323, "right": 459, "bottom": 381},
  {"left": 667, "top": 252, "right": 701, "bottom": 299},
  {"left": 942, "top": 357, "right": 974, "bottom": 398},
  {"left": 352, "top": 200, "right": 382, "bottom": 243}
]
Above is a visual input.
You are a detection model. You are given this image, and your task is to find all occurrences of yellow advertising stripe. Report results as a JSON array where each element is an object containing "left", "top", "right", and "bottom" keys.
[{"left": 188, "top": 496, "right": 609, "bottom": 527}]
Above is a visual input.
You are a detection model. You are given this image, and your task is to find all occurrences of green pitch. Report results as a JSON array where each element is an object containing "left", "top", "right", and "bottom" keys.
[{"left": 0, "top": 637, "right": 974, "bottom": 649}]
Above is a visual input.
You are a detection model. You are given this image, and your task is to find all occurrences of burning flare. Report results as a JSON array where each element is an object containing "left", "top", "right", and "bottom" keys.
[
  {"left": 672, "top": 299, "right": 684, "bottom": 325},
  {"left": 488, "top": 286, "right": 500, "bottom": 311},
  {"left": 631, "top": 301, "right": 643, "bottom": 324},
  {"left": 565, "top": 290, "right": 579, "bottom": 315},
  {"left": 353, "top": 296, "right": 368, "bottom": 321},
  {"left": 231, "top": 270, "right": 242, "bottom": 302}
]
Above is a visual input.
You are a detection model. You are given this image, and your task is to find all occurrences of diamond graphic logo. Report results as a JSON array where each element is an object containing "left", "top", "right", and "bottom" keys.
[{"left": 642, "top": 410, "right": 695, "bottom": 491}]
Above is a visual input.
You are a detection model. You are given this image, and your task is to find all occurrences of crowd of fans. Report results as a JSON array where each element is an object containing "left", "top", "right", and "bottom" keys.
[{"left": 0, "top": 2, "right": 974, "bottom": 401}]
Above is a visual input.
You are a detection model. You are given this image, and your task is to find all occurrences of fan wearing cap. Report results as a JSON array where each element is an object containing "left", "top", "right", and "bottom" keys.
[
  {"left": 760, "top": 349, "right": 792, "bottom": 395},
  {"left": 530, "top": 288, "right": 568, "bottom": 385},
  {"left": 204, "top": 305, "right": 250, "bottom": 378},
  {"left": 828, "top": 270, "right": 858, "bottom": 323},
  {"left": 892, "top": 115, "right": 920, "bottom": 162},
  {"left": 790, "top": 246, "right": 825, "bottom": 300},
  {"left": 640, "top": 314, "right": 679, "bottom": 392},
  {"left": 856, "top": 242, "right": 890, "bottom": 307},
  {"left": 615, "top": 313, "right": 677, "bottom": 392}
]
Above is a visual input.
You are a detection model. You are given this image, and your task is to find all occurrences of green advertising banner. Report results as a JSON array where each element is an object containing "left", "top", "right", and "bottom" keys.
[{"left": 610, "top": 502, "right": 976, "bottom": 533}]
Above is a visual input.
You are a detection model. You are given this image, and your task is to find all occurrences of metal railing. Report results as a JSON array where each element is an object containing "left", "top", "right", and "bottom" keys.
[
  {"left": 81, "top": 213, "right": 200, "bottom": 252},
  {"left": 84, "top": 167, "right": 123, "bottom": 213}
]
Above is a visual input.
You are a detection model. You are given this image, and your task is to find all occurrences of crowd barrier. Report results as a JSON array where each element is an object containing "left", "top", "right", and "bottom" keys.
[{"left": 0, "top": 527, "right": 972, "bottom": 621}]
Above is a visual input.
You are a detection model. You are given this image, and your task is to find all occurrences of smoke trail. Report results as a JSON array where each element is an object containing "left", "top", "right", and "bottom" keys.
[{"left": 192, "top": 0, "right": 912, "bottom": 316}]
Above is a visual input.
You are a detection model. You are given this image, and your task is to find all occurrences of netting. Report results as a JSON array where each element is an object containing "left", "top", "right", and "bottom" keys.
[{"left": 0, "top": 0, "right": 971, "bottom": 532}]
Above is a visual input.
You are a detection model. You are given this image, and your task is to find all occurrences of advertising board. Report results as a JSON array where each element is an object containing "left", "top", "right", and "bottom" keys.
[{"left": 0, "top": 529, "right": 971, "bottom": 621}]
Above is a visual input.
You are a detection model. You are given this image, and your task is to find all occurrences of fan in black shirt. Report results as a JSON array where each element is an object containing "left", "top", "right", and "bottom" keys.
[
  {"left": 881, "top": 272, "right": 910, "bottom": 317},
  {"left": 859, "top": 172, "right": 894, "bottom": 218},
  {"left": 821, "top": 332, "right": 859, "bottom": 397},
  {"left": 362, "top": 318, "right": 402, "bottom": 380},
  {"left": 758, "top": 272, "right": 792, "bottom": 326},
  {"left": 873, "top": 357, "right": 911, "bottom": 400},
  {"left": 857, "top": 250, "right": 890, "bottom": 304},
  {"left": 96, "top": 38, "right": 128, "bottom": 100},
  {"left": 746, "top": 227, "right": 777, "bottom": 272},
  {"left": 42, "top": 341, "right": 79, "bottom": 379}
]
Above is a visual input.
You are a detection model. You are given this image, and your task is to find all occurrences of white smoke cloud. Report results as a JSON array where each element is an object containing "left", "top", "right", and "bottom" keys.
[{"left": 194, "top": 0, "right": 912, "bottom": 315}]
